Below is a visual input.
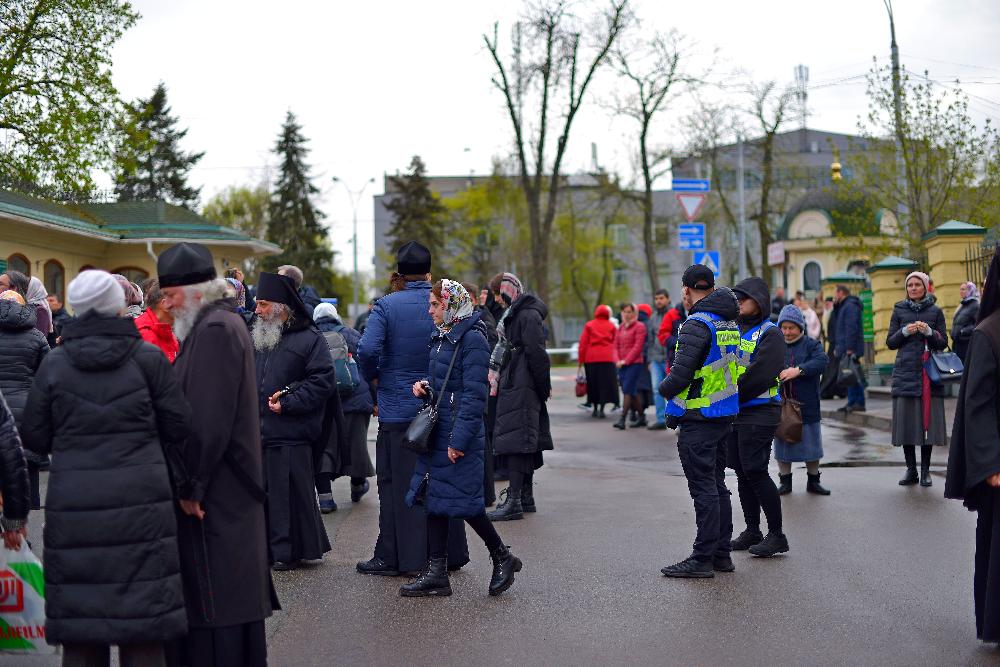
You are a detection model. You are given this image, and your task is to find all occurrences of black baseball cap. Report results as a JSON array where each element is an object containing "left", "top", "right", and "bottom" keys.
[{"left": 682, "top": 264, "right": 715, "bottom": 290}]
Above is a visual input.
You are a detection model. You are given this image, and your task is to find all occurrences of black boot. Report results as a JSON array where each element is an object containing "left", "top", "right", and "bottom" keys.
[
  {"left": 920, "top": 466, "right": 933, "bottom": 487},
  {"left": 488, "top": 545, "right": 522, "bottom": 596},
  {"left": 920, "top": 446, "right": 933, "bottom": 487},
  {"left": 748, "top": 532, "right": 790, "bottom": 557},
  {"left": 399, "top": 558, "right": 451, "bottom": 597},
  {"left": 356, "top": 556, "right": 400, "bottom": 577},
  {"left": 487, "top": 488, "right": 523, "bottom": 521},
  {"left": 730, "top": 527, "right": 764, "bottom": 551},
  {"left": 807, "top": 472, "right": 831, "bottom": 495},
  {"left": 613, "top": 416, "right": 626, "bottom": 430},
  {"left": 592, "top": 404, "right": 599, "bottom": 418},
  {"left": 521, "top": 482, "right": 536, "bottom": 513},
  {"left": 777, "top": 473, "right": 792, "bottom": 495},
  {"left": 899, "top": 467, "right": 919, "bottom": 486},
  {"left": 630, "top": 413, "right": 648, "bottom": 428},
  {"left": 597, "top": 404, "right": 606, "bottom": 419}
]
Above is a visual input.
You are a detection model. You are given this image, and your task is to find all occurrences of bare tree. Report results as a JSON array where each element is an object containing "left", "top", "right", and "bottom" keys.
[
  {"left": 484, "top": 0, "right": 629, "bottom": 305},
  {"left": 610, "top": 29, "right": 707, "bottom": 292}
]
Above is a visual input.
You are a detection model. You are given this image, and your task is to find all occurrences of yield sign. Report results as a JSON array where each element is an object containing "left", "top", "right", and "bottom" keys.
[{"left": 675, "top": 193, "right": 706, "bottom": 222}]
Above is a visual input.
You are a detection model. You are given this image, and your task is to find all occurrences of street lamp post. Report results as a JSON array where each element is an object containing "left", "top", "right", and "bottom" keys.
[{"left": 332, "top": 176, "right": 375, "bottom": 323}]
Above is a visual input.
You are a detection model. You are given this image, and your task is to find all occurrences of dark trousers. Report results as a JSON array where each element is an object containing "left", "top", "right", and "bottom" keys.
[
  {"left": 727, "top": 423, "right": 783, "bottom": 533},
  {"left": 676, "top": 419, "right": 733, "bottom": 561},
  {"left": 373, "top": 424, "right": 469, "bottom": 572},
  {"left": 976, "top": 487, "right": 1000, "bottom": 641},
  {"left": 63, "top": 642, "right": 164, "bottom": 667},
  {"left": 428, "top": 512, "right": 504, "bottom": 560}
]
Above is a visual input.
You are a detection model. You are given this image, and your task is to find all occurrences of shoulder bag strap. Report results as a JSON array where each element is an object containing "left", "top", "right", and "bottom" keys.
[{"left": 435, "top": 338, "right": 464, "bottom": 410}]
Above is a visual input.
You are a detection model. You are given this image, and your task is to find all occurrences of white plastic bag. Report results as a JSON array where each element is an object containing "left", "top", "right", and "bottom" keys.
[{"left": 0, "top": 542, "right": 55, "bottom": 654}]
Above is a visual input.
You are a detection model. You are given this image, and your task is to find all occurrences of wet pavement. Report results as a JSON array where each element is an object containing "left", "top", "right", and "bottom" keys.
[{"left": 11, "top": 373, "right": 995, "bottom": 666}]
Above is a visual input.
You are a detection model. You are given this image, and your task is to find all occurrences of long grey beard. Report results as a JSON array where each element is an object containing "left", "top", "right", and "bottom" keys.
[
  {"left": 171, "top": 303, "right": 199, "bottom": 343},
  {"left": 251, "top": 317, "right": 283, "bottom": 352}
]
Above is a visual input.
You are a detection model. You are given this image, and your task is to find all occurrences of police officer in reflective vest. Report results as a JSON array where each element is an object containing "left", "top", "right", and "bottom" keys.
[
  {"left": 728, "top": 277, "right": 790, "bottom": 558},
  {"left": 658, "top": 265, "right": 741, "bottom": 578}
]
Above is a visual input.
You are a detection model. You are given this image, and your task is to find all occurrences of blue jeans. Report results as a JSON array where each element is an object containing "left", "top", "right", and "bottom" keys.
[
  {"left": 847, "top": 383, "right": 866, "bottom": 408},
  {"left": 650, "top": 360, "right": 667, "bottom": 424}
]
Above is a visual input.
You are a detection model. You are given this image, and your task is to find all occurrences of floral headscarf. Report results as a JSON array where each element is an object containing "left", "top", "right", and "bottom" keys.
[
  {"left": 226, "top": 277, "right": 247, "bottom": 309},
  {"left": 437, "top": 279, "right": 475, "bottom": 334},
  {"left": 962, "top": 281, "right": 980, "bottom": 301}
]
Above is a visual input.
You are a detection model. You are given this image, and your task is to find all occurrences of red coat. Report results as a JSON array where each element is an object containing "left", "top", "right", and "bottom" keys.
[
  {"left": 615, "top": 319, "right": 647, "bottom": 366},
  {"left": 578, "top": 305, "right": 617, "bottom": 364},
  {"left": 657, "top": 307, "right": 683, "bottom": 347},
  {"left": 134, "top": 308, "right": 179, "bottom": 363}
]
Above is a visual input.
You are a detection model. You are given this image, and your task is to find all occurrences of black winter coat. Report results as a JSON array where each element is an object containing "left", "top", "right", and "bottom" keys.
[
  {"left": 658, "top": 287, "right": 740, "bottom": 423},
  {"left": 834, "top": 295, "right": 864, "bottom": 359},
  {"left": 21, "top": 316, "right": 190, "bottom": 644},
  {"left": 0, "top": 390, "right": 29, "bottom": 524},
  {"left": 886, "top": 297, "right": 948, "bottom": 397},
  {"left": 0, "top": 299, "right": 49, "bottom": 428},
  {"left": 952, "top": 297, "right": 980, "bottom": 362},
  {"left": 493, "top": 294, "right": 554, "bottom": 456},
  {"left": 733, "top": 277, "right": 785, "bottom": 423},
  {"left": 782, "top": 334, "right": 828, "bottom": 424},
  {"left": 255, "top": 318, "right": 336, "bottom": 448}
]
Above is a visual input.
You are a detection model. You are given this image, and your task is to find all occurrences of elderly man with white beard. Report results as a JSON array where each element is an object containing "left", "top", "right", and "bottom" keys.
[
  {"left": 252, "top": 272, "right": 336, "bottom": 571},
  {"left": 157, "top": 242, "right": 278, "bottom": 667}
]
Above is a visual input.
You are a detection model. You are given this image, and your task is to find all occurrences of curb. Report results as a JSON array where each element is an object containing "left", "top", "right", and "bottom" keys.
[{"left": 821, "top": 408, "right": 892, "bottom": 432}]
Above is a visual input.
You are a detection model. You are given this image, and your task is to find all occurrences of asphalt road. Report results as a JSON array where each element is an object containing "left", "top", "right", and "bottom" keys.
[{"left": 11, "top": 378, "right": 1000, "bottom": 666}]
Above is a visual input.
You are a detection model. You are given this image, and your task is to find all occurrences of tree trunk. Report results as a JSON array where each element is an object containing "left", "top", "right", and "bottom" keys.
[{"left": 640, "top": 126, "right": 659, "bottom": 293}]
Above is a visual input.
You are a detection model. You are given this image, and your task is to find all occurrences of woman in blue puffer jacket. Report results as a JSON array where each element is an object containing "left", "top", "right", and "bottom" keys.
[{"left": 403, "top": 280, "right": 522, "bottom": 598}]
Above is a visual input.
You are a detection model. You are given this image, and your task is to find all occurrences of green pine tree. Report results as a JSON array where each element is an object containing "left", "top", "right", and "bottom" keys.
[
  {"left": 384, "top": 155, "right": 448, "bottom": 275},
  {"left": 114, "top": 82, "right": 204, "bottom": 207},
  {"left": 263, "top": 111, "right": 346, "bottom": 297}
]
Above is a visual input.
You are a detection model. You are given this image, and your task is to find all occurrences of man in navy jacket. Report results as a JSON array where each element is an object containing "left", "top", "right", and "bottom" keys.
[
  {"left": 833, "top": 284, "right": 866, "bottom": 412},
  {"left": 355, "top": 241, "right": 468, "bottom": 576}
]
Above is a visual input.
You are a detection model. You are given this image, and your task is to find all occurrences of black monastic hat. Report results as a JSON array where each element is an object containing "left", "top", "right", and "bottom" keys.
[
  {"left": 256, "top": 272, "right": 309, "bottom": 319},
  {"left": 157, "top": 242, "right": 217, "bottom": 288},
  {"left": 396, "top": 241, "right": 431, "bottom": 275}
]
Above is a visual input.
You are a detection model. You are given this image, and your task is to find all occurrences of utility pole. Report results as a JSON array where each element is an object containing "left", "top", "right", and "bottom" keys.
[
  {"left": 332, "top": 176, "right": 375, "bottom": 322},
  {"left": 737, "top": 136, "right": 747, "bottom": 281}
]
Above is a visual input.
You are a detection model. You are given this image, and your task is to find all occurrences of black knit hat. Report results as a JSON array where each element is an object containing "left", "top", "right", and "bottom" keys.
[
  {"left": 396, "top": 241, "right": 431, "bottom": 274},
  {"left": 157, "top": 242, "right": 217, "bottom": 288},
  {"left": 682, "top": 264, "right": 715, "bottom": 290},
  {"left": 256, "top": 272, "right": 309, "bottom": 319}
]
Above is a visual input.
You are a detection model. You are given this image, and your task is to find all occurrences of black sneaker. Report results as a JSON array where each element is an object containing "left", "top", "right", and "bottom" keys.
[
  {"left": 356, "top": 556, "right": 400, "bottom": 577},
  {"left": 748, "top": 532, "right": 790, "bottom": 558},
  {"left": 712, "top": 555, "right": 736, "bottom": 572},
  {"left": 272, "top": 560, "right": 300, "bottom": 572},
  {"left": 730, "top": 528, "right": 764, "bottom": 551},
  {"left": 661, "top": 557, "right": 714, "bottom": 578}
]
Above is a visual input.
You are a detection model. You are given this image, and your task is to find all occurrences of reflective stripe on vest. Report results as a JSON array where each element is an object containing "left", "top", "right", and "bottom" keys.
[
  {"left": 735, "top": 320, "right": 781, "bottom": 407},
  {"left": 665, "top": 311, "right": 740, "bottom": 418}
]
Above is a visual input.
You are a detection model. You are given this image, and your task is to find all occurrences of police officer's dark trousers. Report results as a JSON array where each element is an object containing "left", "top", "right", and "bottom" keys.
[
  {"left": 676, "top": 418, "right": 734, "bottom": 561},
  {"left": 727, "top": 422, "right": 782, "bottom": 533}
]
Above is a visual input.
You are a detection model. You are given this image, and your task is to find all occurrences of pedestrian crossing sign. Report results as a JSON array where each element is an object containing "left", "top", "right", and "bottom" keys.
[{"left": 693, "top": 251, "right": 721, "bottom": 278}]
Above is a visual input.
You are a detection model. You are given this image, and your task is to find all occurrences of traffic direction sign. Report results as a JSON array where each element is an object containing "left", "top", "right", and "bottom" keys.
[
  {"left": 693, "top": 250, "right": 721, "bottom": 278},
  {"left": 675, "top": 193, "right": 706, "bottom": 222},
  {"left": 678, "top": 223, "right": 705, "bottom": 251},
  {"left": 671, "top": 178, "right": 710, "bottom": 192}
]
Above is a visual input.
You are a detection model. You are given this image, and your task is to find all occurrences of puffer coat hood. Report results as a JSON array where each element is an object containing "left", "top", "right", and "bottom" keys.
[
  {"left": 0, "top": 298, "right": 37, "bottom": 331},
  {"left": 594, "top": 304, "right": 612, "bottom": 319},
  {"left": 0, "top": 299, "right": 49, "bottom": 429},
  {"left": 732, "top": 277, "right": 771, "bottom": 327}
]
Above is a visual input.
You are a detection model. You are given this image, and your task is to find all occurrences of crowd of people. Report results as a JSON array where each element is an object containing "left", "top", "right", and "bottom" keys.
[{"left": 0, "top": 240, "right": 551, "bottom": 664}]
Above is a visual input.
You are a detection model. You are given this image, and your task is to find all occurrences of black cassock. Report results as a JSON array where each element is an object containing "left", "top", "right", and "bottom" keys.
[{"left": 946, "top": 314, "right": 1000, "bottom": 642}]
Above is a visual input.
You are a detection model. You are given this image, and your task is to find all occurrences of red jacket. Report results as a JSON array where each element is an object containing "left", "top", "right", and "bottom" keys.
[
  {"left": 615, "top": 319, "right": 647, "bottom": 366},
  {"left": 657, "top": 307, "right": 683, "bottom": 347},
  {"left": 134, "top": 308, "right": 179, "bottom": 363},
  {"left": 578, "top": 305, "right": 617, "bottom": 364}
]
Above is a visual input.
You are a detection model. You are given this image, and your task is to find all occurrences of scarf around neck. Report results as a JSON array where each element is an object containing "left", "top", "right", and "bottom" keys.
[{"left": 906, "top": 293, "right": 936, "bottom": 312}]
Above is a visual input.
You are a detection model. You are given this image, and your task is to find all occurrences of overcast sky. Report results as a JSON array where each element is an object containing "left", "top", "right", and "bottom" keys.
[{"left": 108, "top": 0, "right": 1000, "bottom": 275}]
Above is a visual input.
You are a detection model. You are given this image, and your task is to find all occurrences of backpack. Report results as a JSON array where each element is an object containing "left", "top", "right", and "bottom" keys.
[{"left": 322, "top": 328, "right": 360, "bottom": 396}]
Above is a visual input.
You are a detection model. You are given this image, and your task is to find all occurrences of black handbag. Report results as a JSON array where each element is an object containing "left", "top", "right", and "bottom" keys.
[
  {"left": 834, "top": 352, "right": 863, "bottom": 391},
  {"left": 924, "top": 348, "right": 964, "bottom": 385},
  {"left": 403, "top": 340, "right": 463, "bottom": 455}
]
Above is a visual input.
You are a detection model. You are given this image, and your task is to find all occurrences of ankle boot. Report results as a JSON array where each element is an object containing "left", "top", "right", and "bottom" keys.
[
  {"left": 613, "top": 416, "right": 626, "bottom": 430},
  {"left": 919, "top": 465, "right": 933, "bottom": 487},
  {"left": 899, "top": 467, "right": 919, "bottom": 486},
  {"left": 777, "top": 473, "right": 792, "bottom": 495},
  {"left": 806, "top": 472, "right": 831, "bottom": 495},
  {"left": 487, "top": 488, "right": 523, "bottom": 521},
  {"left": 488, "top": 545, "right": 522, "bottom": 596},
  {"left": 748, "top": 531, "right": 790, "bottom": 558},
  {"left": 521, "top": 482, "right": 536, "bottom": 513},
  {"left": 399, "top": 558, "right": 451, "bottom": 597},
  {"left": 597, "top": 404, "right": 606, "bottom": 419},
  {"left": 592, "top": 404, "right": 599, "bottom": 418}
]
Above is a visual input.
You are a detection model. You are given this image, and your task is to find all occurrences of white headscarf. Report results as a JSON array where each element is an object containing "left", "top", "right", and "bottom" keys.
[{"left": 26, "top": 277, "right": 52, "bottom": 331}]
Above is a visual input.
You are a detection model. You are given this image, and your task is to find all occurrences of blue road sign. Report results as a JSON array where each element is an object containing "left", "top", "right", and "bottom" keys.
[
  {"left": 671, "top": 178, "right": 710, "bottom": 192},
  {"left": 693, "top": 251, "right": 721, "bottom": 278},
  {"left": 678, "top": 223, "right": 705, "bottom": 251}
]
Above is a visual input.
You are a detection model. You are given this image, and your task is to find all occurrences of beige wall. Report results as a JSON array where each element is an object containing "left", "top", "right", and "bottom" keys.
[{"left": 1, "top": 216, "right": 258, "bottom": 304}]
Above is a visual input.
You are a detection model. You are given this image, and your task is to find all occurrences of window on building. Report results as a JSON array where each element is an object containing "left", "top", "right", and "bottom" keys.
[
  {"left": 803, "top": 261, "right": 822, "bottom": 293},
  {"left": 44, "top": 260, "right": 65, "bottom": 301},
  {"left": 111, "top": 266, "right": 149, "bottom": 284},
  {"left": 612, "top": 266, "right": 628, "bottom": 287},
  {"left": 7, "top": 254, "right": 29, "bottom": 276},
  {"left": 609, "top": 224, "right": 628, "bottom": 247}
]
